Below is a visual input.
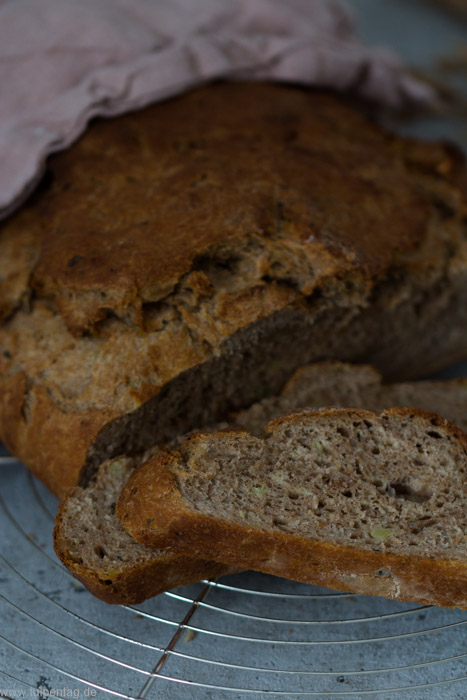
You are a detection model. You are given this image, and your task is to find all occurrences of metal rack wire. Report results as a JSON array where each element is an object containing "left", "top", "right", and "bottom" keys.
[{"left": 1, "top": 449, "right": 466, "bottom": 699}]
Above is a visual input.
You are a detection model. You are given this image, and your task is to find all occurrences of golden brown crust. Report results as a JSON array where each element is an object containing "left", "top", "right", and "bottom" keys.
[
  {"left": 66, "top": 559, "right": 236, "bottom": 605},
  {"left": 117, "top": 407, "right": 467, "bottom": 609},
  {"left": 3, "top": 83, "right": 457, "bottom": 329},
  {"left": 0, "top": 373, "right": 112, "bottom": 496},
  {"left": 1, "top": 82, "right": 467, "bottom": 497}
]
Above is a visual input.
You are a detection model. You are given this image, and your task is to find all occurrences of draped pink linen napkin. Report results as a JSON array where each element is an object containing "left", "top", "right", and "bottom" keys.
[{"left": 0, "top": 0, "right": 433, "bottom": 220}]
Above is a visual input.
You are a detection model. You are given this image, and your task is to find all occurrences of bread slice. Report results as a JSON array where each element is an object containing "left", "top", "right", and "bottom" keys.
[
  {"left": 2, "top": 82, "right": 467, "bottom": 498},
  {"left": 117, "top": 407, "right": 467, "bottom": 609},
  {"left": 237, "top": 362, "right": 467, "bottom": 435},
  {"left": 54, "top": 453, "right": 237, "bottom": 603},
  {"left": 55, "top": 362, "right": 467, "bottom": 604}
]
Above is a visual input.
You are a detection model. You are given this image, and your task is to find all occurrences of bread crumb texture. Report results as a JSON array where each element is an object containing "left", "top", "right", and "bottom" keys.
[{"left": 174, "top": 410, "right": 467, "bottom": 560}]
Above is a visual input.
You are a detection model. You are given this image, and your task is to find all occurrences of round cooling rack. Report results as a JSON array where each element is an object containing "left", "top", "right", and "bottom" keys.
[{"left": 1, "top": 449, "right": 467, "bottom": 700}]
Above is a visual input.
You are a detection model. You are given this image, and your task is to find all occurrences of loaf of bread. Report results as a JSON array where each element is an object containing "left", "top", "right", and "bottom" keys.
[
  {"left": 117, "top": 407, "right": 467, "bottom": 609},
  {"left": 55, "top": 361, "right": 467, "bottom": 603},
  {"left": 1, "top": 82, "right": 467, "bottom": 498}
]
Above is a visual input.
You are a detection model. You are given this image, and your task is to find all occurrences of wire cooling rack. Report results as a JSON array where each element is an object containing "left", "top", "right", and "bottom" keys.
[{"left": 1, "top": 441, "right": 467, "bottom": 700}]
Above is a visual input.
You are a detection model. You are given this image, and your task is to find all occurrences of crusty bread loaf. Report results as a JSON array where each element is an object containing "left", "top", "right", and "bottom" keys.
[
  {"left": 1, "top": 83, "right": 467, "bottom": 498},
  {"left": 55, "top": 361, "right": 467, "bottom": 604},
  {"left": 117, "top": 407, "right": 467, "bottom": 609}
]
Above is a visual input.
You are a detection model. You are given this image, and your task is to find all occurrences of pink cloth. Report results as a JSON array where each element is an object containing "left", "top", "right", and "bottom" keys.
[{"left": 0, "top": 0, "right": 433, "bottom": 220}]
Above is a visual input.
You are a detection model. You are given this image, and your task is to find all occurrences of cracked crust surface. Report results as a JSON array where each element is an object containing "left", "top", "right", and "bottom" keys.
[
  {"left": 4, "top": 82, "right": 460, "bottom": 331},
  {"left": 1, "top": 82, "right": 467, "bottom": 496}
]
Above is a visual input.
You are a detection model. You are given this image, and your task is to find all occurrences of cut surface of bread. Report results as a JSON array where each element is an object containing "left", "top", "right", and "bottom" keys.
[
  {"left": 2, "top": 82, "right": 467, "bottom": 498},
  {"left": 55, "top": 361, "right": 467, "bottom": 604},
  {"left": 117, "top": 407, "right": 467, "bottom": 608}
]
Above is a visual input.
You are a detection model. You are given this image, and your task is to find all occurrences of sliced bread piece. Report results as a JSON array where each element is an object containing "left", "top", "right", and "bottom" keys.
[
  {"left": 236, "top": 362, "right": 467, "bottom": 434},
  {"left": 55, "top": 362, "right": 467, "bottom": 604},
  {"left": 54, "top": 452, "right": 236, "bottom": 604},
  {"left": 117, "top": 407, "right": 467, "bottom": 608}
]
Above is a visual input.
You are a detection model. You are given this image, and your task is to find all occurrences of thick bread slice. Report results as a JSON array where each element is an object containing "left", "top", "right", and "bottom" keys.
[
  {"left": 2, "top": 82, "right": 467, "bottom": 498},
  {"left": 55, "top": 361, "right": 467, "bottom": 604},
  {"left": 117, "top": 408, "right": 467, "bottom": 608},
  {"left": 54, "top": 454, "right": 236, "bottom": 604}
]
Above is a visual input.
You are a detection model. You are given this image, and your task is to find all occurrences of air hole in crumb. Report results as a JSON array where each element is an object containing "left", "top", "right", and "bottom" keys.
[
  {"left": 342, "top": 490, "right": 352, "bottom": 498},
  {"left": 273, "top": 518, "right": 287, "bottom": 528},
  {"left": 94, "top": 545, "right": 107, "bottom": 559},
  {"left": 390, "top": 481, "right": 432, "bottom": 503},
  {"left": 336, "top": 427, "right": 349, "bottom": 438},
  {"left": 411, "top": 518, "right": 437, "bottom": 534},
  {"left": 427, "top": 430, "right": 442, "bottom": 439},
  {"left": 371, "top": 447, "right": 380, "bottom": 455},
  {"left": 288, "top": 491, "right": 299, "bottom": 500}
]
